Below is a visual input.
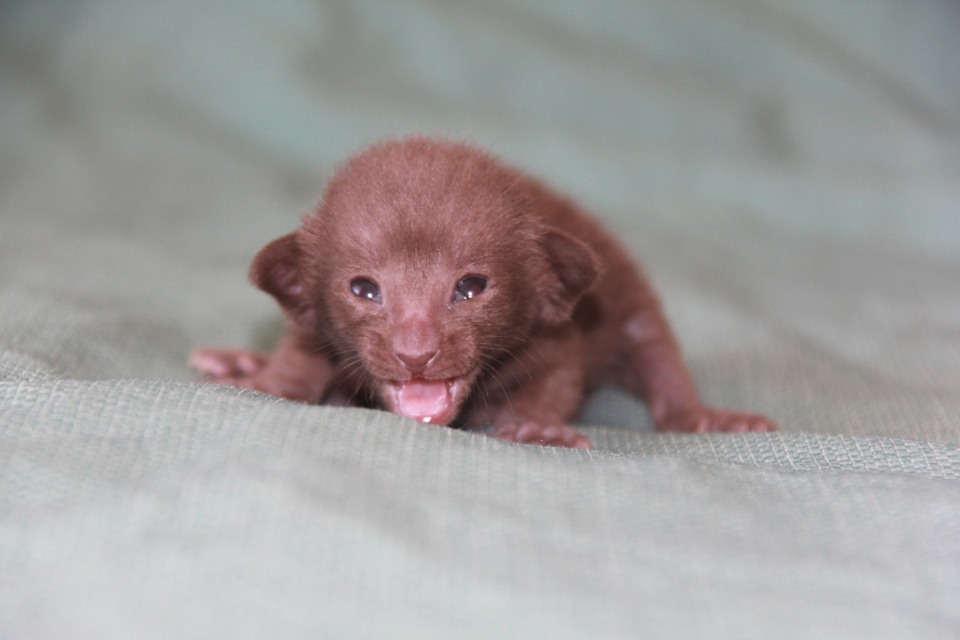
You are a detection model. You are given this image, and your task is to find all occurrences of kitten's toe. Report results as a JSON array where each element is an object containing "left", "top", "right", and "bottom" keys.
[
  {"left": 658, "top": 406, "right": 777, "bottom": 433},
  {"left": 189, "top": 347, "right": 269, "bottom": 378},
  {"left": 494, "top": 421, "right": 591, "bottom": 449}
]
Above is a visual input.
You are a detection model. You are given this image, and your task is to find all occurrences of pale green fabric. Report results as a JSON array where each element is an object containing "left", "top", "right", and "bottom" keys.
[{"left": 1, "top": 1, "right": 959, "bottom": 638}]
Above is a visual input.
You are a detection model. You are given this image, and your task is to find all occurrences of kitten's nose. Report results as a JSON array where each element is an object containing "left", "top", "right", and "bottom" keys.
[{"left": 394, "top": 349, "right": 437, "bottom": 373}]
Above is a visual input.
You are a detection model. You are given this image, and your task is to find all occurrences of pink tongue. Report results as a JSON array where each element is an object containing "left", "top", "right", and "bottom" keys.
[{"left": 396, "top": 379, "right": 452, "bottom": 423}]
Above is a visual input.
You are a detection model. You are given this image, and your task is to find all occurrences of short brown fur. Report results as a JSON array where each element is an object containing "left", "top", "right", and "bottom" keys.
[{"left": 190, "top": 136, "right": 775, "bottom": 447}]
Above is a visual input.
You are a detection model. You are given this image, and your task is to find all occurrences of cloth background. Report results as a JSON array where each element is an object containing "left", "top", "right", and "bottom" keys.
[{"left": 1, "top": 1, "right": 959, "bottom": 637}]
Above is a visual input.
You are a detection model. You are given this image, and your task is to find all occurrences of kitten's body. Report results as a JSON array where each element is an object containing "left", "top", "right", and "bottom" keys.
[{"left": 191, "top": 137, "right": 775, "bottom": 447}]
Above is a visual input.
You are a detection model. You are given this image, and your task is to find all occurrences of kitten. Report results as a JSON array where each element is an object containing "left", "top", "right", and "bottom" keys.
[{"left": 191, "top": 136, "right": 776, "bottom": 447}]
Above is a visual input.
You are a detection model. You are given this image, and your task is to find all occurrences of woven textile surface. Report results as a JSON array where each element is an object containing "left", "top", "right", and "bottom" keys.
[{"left": 1, "top": 1, "right": 959, "bottom": 637}]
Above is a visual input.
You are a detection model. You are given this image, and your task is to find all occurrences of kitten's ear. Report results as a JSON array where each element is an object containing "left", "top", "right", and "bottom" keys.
[
  {"left": 537, "top": 229, "right": 601, "bottom": 324},
  {"left": 249, "top": 233, "right": 312, "bottom": 321}
]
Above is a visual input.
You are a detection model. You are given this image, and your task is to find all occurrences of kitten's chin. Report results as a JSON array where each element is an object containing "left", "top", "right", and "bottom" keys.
[{"left": 383, "top": 377, "right": 467, "bottom": 425}]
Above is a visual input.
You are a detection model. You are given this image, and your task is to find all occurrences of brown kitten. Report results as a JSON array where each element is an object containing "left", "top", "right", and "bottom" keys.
[{"left": 190, "top": 136, "right": 776, "bottom": 447}]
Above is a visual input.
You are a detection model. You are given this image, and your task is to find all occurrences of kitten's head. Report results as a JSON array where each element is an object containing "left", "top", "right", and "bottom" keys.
[{"left": 251, "top": 137, "right": 599, "bottom": 424}]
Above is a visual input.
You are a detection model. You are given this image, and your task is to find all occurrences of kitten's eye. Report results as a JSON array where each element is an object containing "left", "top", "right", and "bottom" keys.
[
  {"left": 350, "top": 278, "right": 382, "bottom": 303},
  {"left": 454, "top": 276, "right": 487, "bottom": 302}
]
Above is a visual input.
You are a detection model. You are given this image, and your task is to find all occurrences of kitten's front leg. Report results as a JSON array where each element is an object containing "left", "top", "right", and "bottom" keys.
[
  {"left": 478, "top": 332, "right": 592, "bottom": 449},
  {"left": 190, "top": 325, "right": 334, "bottom": 404}
]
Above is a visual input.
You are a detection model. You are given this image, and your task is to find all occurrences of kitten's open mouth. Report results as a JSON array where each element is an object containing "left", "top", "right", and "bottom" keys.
[{"left": 385, "top": 377, "right": 463, "bottom": 425}]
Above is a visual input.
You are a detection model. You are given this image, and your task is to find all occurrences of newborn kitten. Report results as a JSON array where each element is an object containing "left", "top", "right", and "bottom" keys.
[{"left": 191, "top": 136, "right": 776, "bottom": 447}]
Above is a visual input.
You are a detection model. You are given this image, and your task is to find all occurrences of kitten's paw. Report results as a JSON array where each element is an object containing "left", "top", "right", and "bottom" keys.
[
  {"left": 189, "top": 347, "right": 269, "bottom": 378},
  {"left": 197, "top": 370, "right": 318, "bottom": 403},
  {"left": 659, "top": 406, "right": 777, "bottom": 433},
  {"left": 494, "top": 421, "right": 591, "bottom": 449},
  {"left": 189, "top": 348, "right": 315, "bottom": 402}
]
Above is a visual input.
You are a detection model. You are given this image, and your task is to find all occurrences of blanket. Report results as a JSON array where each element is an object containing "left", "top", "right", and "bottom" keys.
[{"left": 2, "top": 1, "right": 958, "bottom": 637}]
